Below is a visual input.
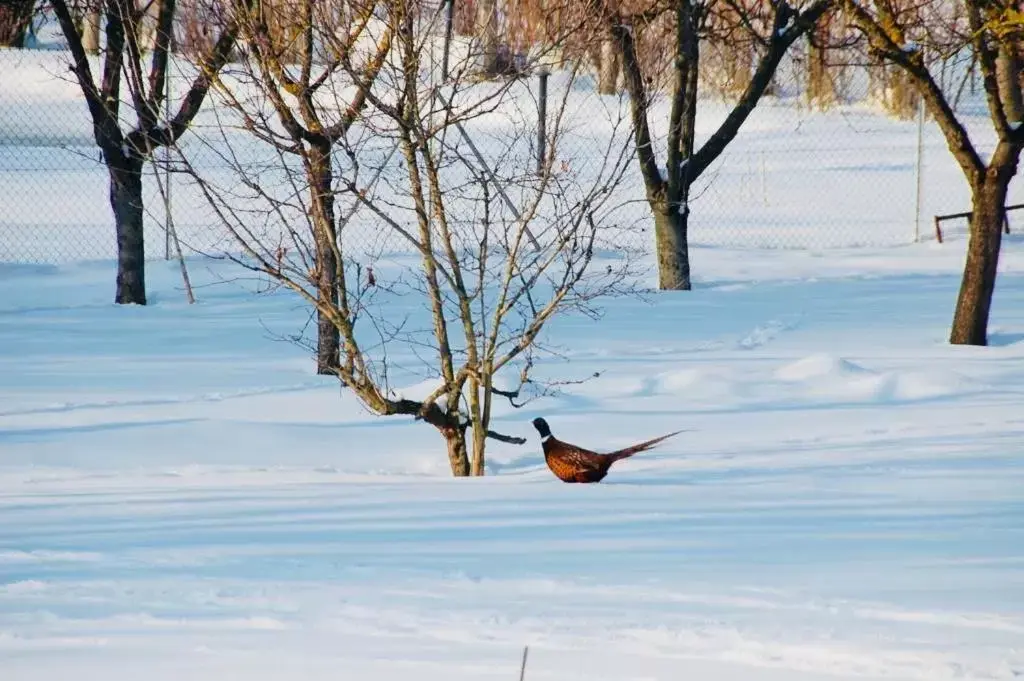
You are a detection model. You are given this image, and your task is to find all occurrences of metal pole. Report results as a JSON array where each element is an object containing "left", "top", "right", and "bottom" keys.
[
  {"left": 536, "top": 66, "right": 549, "bottom": 175},
  {"left": 913, "top": 93, "right": 924, "bottom": 243},
  {"left": 164, "top": 67, "right": 172, "bottom": 260},
  {"left": 441, "top": 0, "right": 455, "bottom": 81},
  {"left": 454, "top": 117, "right": 540, "bottom": 250},
  {"left": 433, "top": 85, "right": 541, "bottom": 250}
]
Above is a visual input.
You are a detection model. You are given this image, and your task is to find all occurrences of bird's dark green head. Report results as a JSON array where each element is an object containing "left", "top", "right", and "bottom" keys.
[{"left": 532, "top": 417, "right": 552, "bottom": 439}]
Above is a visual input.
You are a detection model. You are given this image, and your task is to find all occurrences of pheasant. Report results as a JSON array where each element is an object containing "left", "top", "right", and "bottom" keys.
[{"left": 532, "top": 417, "right": 681, "bottom": 483}]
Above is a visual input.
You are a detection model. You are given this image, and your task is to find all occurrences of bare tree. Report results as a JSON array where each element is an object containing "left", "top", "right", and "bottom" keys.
[
  {"left": 0, "top": 0, "right": 35, "bottom": 47},
  {"left": 842, "top": 0, "right": 1023, "bottom": 346},
  {"left": 198, "top": 0, "right": 393, "bottom": 374},
  {"left": 605, "top": 0, "right": 832, "bottom": 290},
  {"left": 51, "top": 0, "right": 242, "bottom": 304},
  {"left": 181, "top": 0, "right": 638, "bottom": 475}
]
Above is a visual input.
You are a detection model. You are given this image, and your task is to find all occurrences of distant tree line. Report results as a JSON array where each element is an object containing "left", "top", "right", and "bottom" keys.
[
  {"left": 2, "top": 0, "right": 1021, "bottom": 351},
  {"left": 4, "top": 0, "right": 1010, "bottom": 122}
]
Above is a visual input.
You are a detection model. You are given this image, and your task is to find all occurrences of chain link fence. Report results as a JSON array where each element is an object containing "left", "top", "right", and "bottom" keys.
[{"left": 1, "top": 36, "right": 1015, "bottom": 266}]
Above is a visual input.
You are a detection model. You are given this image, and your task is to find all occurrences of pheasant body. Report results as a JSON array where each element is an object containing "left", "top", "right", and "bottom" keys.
[{"left": 532, "top": 417, "right": 681, "bottom": 483}]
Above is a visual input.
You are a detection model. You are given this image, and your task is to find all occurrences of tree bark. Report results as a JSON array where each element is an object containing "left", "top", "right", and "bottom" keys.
[
  {"left": 597, "top": 35, "right": 621, "bottom": 95},
  {"left": 443, "top": 427, "right": 471, "bottom": 477},
  {"left": 871, "top": 62, "right": 918, "bottom": 120},
  {"left": 722, "top": 45, "right": 753, "bottom": 98},
  {"left": 469, "top": 412, "right": 486, "bottom": 476},
  {"left": 109, "top": 157, "right": 147, "bottom": 305},
  {"left": 474, "top": 0, "right": 499, "bottom": 75},
  {"left": 950, "top": 177, "right": 1012, "bottom": 346},
  {"left": 81, "top": 9, "right": 100, "bottom": 53},
  {"left": 653, "top": 206, "right": 691, "bottom": 290},
  {"left": 138, "top": 0, "right": 161, "bottom": 53},
  {"left": 996, "top": 45, "right": 1023, "bottom": 125},
  {"left": 308, "top": 143, "right": 341, "bottom": 374},
  {"left": 806, "top": 30, "right": 835, "bottom": 109}
]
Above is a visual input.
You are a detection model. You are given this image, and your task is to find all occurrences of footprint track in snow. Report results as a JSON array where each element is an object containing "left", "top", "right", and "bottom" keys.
[{"left": 736, "top": 316, "right": 801, "bottom": 351}]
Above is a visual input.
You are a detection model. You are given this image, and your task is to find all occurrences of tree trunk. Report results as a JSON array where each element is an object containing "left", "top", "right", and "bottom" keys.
[
  {"left": 720, "top": 45, "right": 752, "bottom": 98},
  {"left": 949, "top": 180, "right": 1010, "bottom": 346},
  {"left": 806, "top": 32, "right": 834, "bottom": 109},
  {"left": 654, "top": 206, "right": 691, "bottom": 290},
  {"left": 474, "top": 0, "right": 498, "bottom": 76},
  {"left": 81, "top": 9, "right": 100, "bottom": 54},
  {"left": 950, "top": 136, "right": 1022, "bottom": 346},
  {"left": 308, "top": 143, "right": 341, "bottom": 375},
  {"left": 871, "top": 62, "right": 917, "bottom": 120},
  {"left": 138, "top": 0, "right": 161, "bottom": 53},
  {"left": 996, "top": 45, "right": 1023, "bottom": 125},
  {"left": 316, "top": 270, "right": 340, "bottom": 374},
  {"left": 109, "top": 158, "right": 147, "bottom": 305},
  {"left": 597, "top": 35, "right": 621, "bottom": 95},
  {"left": 469, "top": 419, "right": 486, "bottom": 477},
  {"left": 452, "top": 0, "right": 474, "bottom": 36},
  {"left": 444, "top": 427, "right": 471, "bottom": 477},
  {"left": 0, "top": 0, "right": 35, "bottom": 47}
]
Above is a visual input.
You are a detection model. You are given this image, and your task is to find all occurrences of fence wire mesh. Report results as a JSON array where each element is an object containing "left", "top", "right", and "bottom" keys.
[{"left": 0, "top": 31, "right": 1016, "bottom": 266}]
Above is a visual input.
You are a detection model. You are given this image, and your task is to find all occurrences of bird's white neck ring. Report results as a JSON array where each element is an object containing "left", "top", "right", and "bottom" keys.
[{"left": 540, "top": 434, "right": 552, "bottom": 443}]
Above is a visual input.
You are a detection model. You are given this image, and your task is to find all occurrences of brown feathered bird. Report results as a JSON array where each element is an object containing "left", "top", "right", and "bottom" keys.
[{"left": 532, "top": 417, "right": 681, "bottom": 483}]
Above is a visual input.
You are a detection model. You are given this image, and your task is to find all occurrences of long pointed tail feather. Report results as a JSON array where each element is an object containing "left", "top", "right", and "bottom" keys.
[{"left": 607, "top": 430, "right": 683, "bottom": 462}]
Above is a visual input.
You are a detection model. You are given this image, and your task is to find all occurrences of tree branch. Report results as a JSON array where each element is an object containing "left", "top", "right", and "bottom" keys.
[
  {"left": 144, "top": 0, "right": 178, "bottom": 129},
  {"left": 841, "top": 0, "right": 984, "bottom": 184},
  {"left": 100, "top": 0, "right": 127, "bottom": 125},
  {"left": 491, "top": 386, "right": 526, "bottom": 408},
  {"left": 690, "top": 0, "right": 832, "bottom": 179},
  {"left": 485, "top": 430, "right": 527, "bottom": 445},
  {"left": 609, "top": 16, "right": 665, "bottom": 201},
  {"left": 51, "top": 0, "right": 123, "bottom": 157},
  {"left": 132, "top": 3, "right": 245, "bottom": 149},
  {"left": 966, "top": 4, "right": 1010, "bottom": 137}
]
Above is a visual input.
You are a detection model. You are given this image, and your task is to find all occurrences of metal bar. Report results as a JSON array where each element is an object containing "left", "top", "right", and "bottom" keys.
[
  {"left": 536, "top": 67, "right": 548, "bottom": 175},
  {"left": 518, "top": 646, "right": 529, "bottom": 681},
  {"left": 454, "top": 117, "right": 541, "bottom": 251},
  {"left": 337, "top": 144, "right": 400, "bottom": 233},
  {"left": 164, "top": 68, "right": 172, "bottom": 260},
  {"left": 932, "top": 203, "right": 1021, "bottom": 242},
  {"left": 441, "top": 0, "right": 455, "bottom": 81},
  {"left": 913, "top": 94, "right": 924, "bottom": 243},
  {"left": 934, "top": 203, "right": 1024, "bottom": 223}
]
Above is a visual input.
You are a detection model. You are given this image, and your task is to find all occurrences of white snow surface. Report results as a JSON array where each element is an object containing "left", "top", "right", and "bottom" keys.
[{"left": 1, "top": 245, "right": 1023, "bottom": 681}]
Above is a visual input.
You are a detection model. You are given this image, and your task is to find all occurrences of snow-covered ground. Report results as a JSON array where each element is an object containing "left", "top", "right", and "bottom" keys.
[
  {"left": 2, "top": 243, "right": 1023, "bottom": 681},
  {"left": 3, "top": 22, "right": 1024, "bottom": 680}
]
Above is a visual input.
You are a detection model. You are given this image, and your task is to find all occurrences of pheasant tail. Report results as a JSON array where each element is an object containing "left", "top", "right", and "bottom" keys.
[{"left": 607, "top": 430, "right": 683, "bottom": 463}]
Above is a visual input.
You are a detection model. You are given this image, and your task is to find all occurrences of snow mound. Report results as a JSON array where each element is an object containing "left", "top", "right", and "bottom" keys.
[
  {"left": 655, "top": 368, "right": 708, "bottom": 392},
  {"left": 775, "top": 353, "right": 870, "bottom": 382},
  {"left": 882, "top": 370, "right": 974, "bottom": 401},
  {"left": 648, "top": 367, "right": 744, "bottom": 404},
  {"left": 775, "top": 354, "right": 973, "bottom": 403}
]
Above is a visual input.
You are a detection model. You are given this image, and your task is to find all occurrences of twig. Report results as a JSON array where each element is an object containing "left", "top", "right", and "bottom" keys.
[{"left": 519, "top": 645, "right": 529, "bottom": 681}]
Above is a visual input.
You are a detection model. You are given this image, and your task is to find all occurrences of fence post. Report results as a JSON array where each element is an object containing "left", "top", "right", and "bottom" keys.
[
  {"left": 441, "top": 0, "right": 455, "bottom": 81},
  {"left": 536, "top": 65, "right": 549, "bottom": 175},
  {"left": 164, "top": 69, "right": 172, "bottom": 260},
  {"left": 913, "top": 83, "right": 925, "bottom": 243}
]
